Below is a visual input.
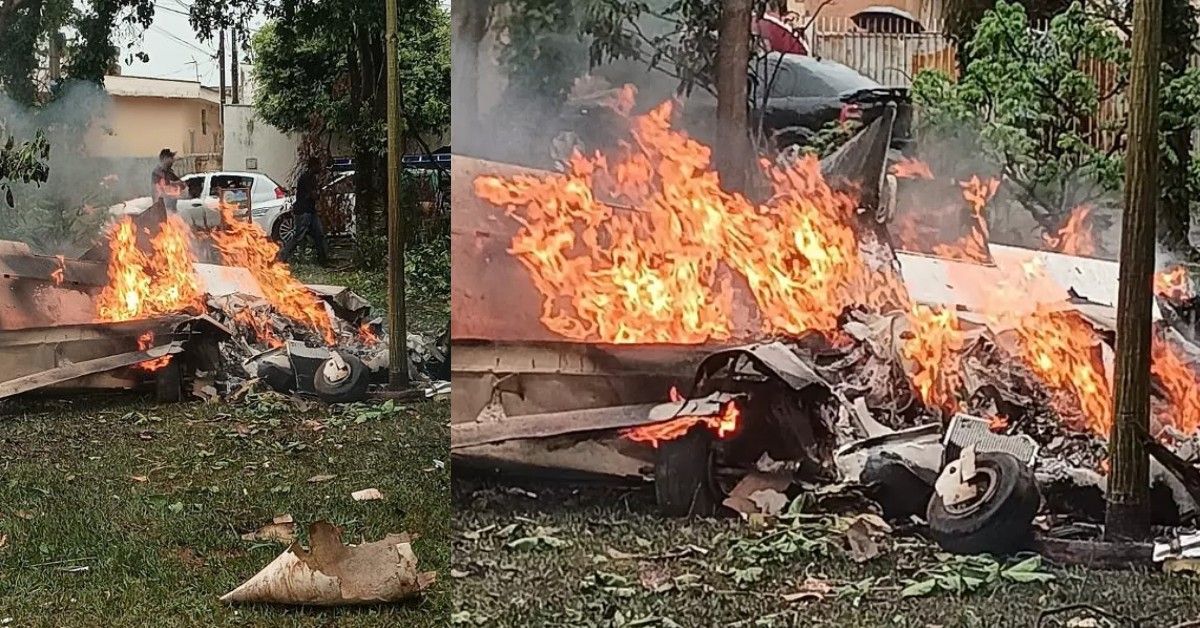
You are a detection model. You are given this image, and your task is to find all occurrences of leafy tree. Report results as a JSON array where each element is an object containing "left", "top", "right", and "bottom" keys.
[
  {"left": 0, "top": 129, "right": 49, "bottom": 205},
  {"left": 227, "top": 0, "right": 449, "bottom": 248},
  {"left": 913, "top": 0, "right": 1200, "bottom": 258}
]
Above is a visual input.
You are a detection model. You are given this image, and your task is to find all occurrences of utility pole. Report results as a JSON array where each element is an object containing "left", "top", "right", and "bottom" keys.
[
  {"left": 230, "top": 28, "right": 240, "bottom": 104},
  {"left": 385, "top": 0, "right": 409, "bottom": 389},
  {"left": 1106, "top": 0, "right": 1161, "bottom": 542},
  {"left": 218, "top": 30, "right": 226, "bottom": 126},
  {"left": 715, "top": 0, "right": 753, "bottom": 192}
]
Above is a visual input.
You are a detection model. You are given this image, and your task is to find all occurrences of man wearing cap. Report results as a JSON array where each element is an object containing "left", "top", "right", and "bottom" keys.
[{"left": 151, "top": 148, "right": 186, "bottom": 211}]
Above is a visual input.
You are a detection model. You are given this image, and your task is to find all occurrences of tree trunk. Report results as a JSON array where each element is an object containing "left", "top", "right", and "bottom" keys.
[
  {"left": 715, "top": 0, "right": 752, "bottom": 192},
  {"left": 452, "top": 0, "right": 491, "bottom": 142},
  {"left": 1105, "top": 0, "right": 1161, "bottom": 542}
]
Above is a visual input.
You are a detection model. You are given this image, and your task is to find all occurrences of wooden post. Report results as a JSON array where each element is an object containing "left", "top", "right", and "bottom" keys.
[
  {"left": 230, "top": 28, "right": 240, "bottom": 104},
  {"left": 218, "top": 30, "right": 226, "bottom": 118},
  {"left": 715, "top": 0, "right": 753, "bottom": 192},
  {"left": 385, "top": 0, "right": 409, "bottom": 389},
  {"left": 1105, "top": 0, "right": 1161, "bottom": 542}
]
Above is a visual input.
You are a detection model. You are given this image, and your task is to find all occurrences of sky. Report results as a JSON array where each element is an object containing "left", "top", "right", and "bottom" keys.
[{"left": 116, "top": 0, "right": 263, "bottom": 87}]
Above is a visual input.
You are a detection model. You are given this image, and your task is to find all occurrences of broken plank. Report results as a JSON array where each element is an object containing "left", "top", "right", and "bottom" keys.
[
  {"left": 0, "top": 342, "right": 183, "bottom": 400},
  {"left": 451, "top": 403, "right": 662, "bottom": 449}
]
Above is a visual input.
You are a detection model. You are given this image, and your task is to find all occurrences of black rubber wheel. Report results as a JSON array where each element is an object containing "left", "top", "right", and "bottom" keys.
[
  {"left": 927, "top": 452, "right": 1040, "bottom": 555},
  {"left": 271, "top": 212, "right": 296, "bottom": 243},
  {"left": 154, "top": 359, "right": 183, "bottom": 403},
  {"left": 312, "top": 353, "right": 370, "bottom": 403},
  {"left": 655, "top": 428, "right": 720, "bottom": 517}
]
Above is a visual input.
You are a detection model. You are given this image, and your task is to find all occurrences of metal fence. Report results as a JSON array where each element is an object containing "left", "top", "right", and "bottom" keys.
[{"left": 806, "top": 17, "right": 1130, "bottom": 150}]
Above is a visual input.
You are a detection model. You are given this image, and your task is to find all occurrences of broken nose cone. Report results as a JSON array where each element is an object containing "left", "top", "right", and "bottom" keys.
[{"left": 220, "top": 521, "right": 436, "bottom": 605}]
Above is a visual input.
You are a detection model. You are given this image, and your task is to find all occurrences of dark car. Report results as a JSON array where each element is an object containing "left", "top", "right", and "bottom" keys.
[{"left": 750, "top": 53, "right": 913, "bottom": 151}]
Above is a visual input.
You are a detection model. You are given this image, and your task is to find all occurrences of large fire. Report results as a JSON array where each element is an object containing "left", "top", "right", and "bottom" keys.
[
  {"left": 210, "top": 202, "right": 336, "bottom": 345},
  {"left": 477, "top": 95, "right": 1200, "bottom": 447},
  {"left": 475, "top": 101, "right": 904, "bottom": 344},
  {"left": 95, "top": 215, "right": 204, "bottom": 322}
]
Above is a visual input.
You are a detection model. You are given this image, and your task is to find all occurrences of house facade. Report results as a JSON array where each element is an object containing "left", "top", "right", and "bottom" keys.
[{"left": 85, "top": 75, "right": 222, "bottom": 171}]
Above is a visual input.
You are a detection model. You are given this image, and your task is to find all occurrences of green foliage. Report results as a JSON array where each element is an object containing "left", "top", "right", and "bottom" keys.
[
  {"left": 900, "top": 554, "right": 1054, "bottom": 598},
  {"left": 0, "top": 130, "right": 50, "bottom": 205},
  {"left": 913, "top": 0, "right": 1200, "bottom": 248},
  {"left": 581, "top": 0, "right": 721, "bottom": 96},
  {"left": 496, "top": 0, "right": 587, "bottom": 103},
  {"left": 249, "top": 1, "right": 449, "bottom": 151}
]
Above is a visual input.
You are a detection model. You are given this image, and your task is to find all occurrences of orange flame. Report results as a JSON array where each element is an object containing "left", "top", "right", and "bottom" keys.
[
  {"left": 1015, "top": 309, "right": 1112, "bottom": 436},
  {"left": 889, "top": 158, "right": 934, "bottom": 180},
  {"left": 1043, "top": 205, "right": 1096, "bottom": 256},
  {"left": 988, "top": 415, "right": 1010, "bottom": 432},
  {"left": 50, "top": 255, "right": 65, "bottom": 285},
  {"left": 622, "top": 398, "right": 741, "bottom": 448},
  {"left": 136, "top": 331, "right": 171, "bottom": 372},
  {"left": 1151, "top": 334, "right": 1200, "bottom": 436},
  {"left": 929, "top": 176, "right": 997, "bottom": 264},
  {"left": 358, "top": 322, "right": 380, "bottom": 346},
  {"left": 95, "top": 215, "right": 204, "bottom": 322},
  {"left": 232, "top": 308, "right": 285, "bottom": 348},
  {"left": 1155, "top": 266, "right": 1192, "bottom": 301},
  {"left": 210, "top": 201, "right": 336, "bottom": 345},
  {"left": 901, "top": 304, "right": 964, "bottom": 415},
  {"left": 474, "top": 101, "right": 905, "bottom": 344}
]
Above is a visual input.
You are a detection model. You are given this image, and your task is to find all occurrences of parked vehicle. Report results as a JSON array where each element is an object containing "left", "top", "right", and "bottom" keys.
[
  {"left": 110, "top": 171, "right": 293, "bottom": 242},
  {"left": 750, "top": 53, "right": 913, "bottom": 152},
  {"left": 547, "top": 53, "right": 912, "bottom": 165}
]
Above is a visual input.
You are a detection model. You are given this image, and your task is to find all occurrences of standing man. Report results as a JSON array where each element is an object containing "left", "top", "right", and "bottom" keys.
[
  {"left": 151, "top": 148, "right": 186, "bottom": 211},
  {"left": 279, "top": 154, "right": 331, "bottom": 266}
]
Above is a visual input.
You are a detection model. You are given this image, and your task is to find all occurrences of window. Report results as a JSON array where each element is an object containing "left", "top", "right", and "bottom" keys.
[
  {"left": 185, "top": 177, "right": 204, "bottom": 199},
  {"left": 208, "top": 175, "right": 255, "bottom": 199},
  {"left": 201, "top": 109, "right": 208, "bottom": 136}
]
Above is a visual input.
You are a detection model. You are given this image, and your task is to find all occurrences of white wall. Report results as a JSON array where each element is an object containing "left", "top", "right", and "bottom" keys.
[{"left": 222, "top": 104, "right": 302, "bottom": 186}]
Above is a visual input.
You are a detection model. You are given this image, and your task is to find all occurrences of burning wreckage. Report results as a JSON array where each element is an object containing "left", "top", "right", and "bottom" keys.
[
  {"left": 451, "top": 96, "right": 1200, "bottom": 558},
  {"left": 0, "top": 199, "right": 448, "bottom": 406}
]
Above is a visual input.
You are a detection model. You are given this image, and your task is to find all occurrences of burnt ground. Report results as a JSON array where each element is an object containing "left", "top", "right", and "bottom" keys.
[
  {"left": 0, "top": 264, "right": 450, "bottom": 626},
  {"left": 452, "top": 479, "right": 1200, "bottom": 627}
]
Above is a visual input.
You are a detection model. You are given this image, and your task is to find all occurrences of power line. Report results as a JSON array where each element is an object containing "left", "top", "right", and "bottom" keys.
[
  {"left": 153, "top": 3, "right": 189, "bottom": 17},
  {"left": 149, "top": 25, "right": 215, "bottom": 58}
]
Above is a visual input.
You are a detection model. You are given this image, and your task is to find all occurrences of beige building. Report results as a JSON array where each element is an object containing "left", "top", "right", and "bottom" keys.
[{"left": 85, "top": 75, "right": 222, "bottom": 167}]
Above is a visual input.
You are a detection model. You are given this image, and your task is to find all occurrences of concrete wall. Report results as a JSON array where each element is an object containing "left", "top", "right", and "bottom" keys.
[
  {"left": 222, "top": 104, "right": 303, "bottom": 186},
  {"left": 85, "top": 95, "right": 221, "bottom": 159}
]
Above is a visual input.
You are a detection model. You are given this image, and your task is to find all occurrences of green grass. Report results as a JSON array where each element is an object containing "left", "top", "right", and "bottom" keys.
[
  {"left": 452, "top": 482, "right": 1200, "bottom": 627},
  {"left": 0, "top": 395, "right": 450, "bottom": 626},
  {"left": 0, "top": 266, "right": 450, "bottom": 626}
]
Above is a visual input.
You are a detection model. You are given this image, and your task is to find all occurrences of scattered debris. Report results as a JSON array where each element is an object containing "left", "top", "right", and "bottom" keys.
[
  {"left": 240, "top": 515, "right": 298, "bottom": 544},
  {"left": 221, "top": 521, "right": 435, "bottom": 605},
  {"left": 306, "top": 474, "right": 337, "bottom": 484},
  {"left": 351, "top": 488, "right": 384, "bottom": 502}
]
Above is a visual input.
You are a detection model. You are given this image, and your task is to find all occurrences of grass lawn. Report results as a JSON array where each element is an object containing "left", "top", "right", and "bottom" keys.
[
  {"left": 0, "top": 267, "right": 450, "bottom": 626},
  {"left": 452, "top": 481, "right": 1200, "bottom": 627}
]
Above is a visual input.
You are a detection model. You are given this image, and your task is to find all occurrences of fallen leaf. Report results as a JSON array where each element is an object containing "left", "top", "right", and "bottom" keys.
[
  {"left": 131, "top": 475, "right": 149, "bottom": 483},
  {"left": 307, "top": 474, "right": 337, "bottom": 483},
  {"left": 0, "top": 534, "right": 7, "bottom": 551},
  {"left": 450, "top": 568, "right": 470, "bottom": 578},
  {"left": 845, "top": 518, "right": 882, "bottom": 563},
  {"left": 273, "top": 514, "right": 294, "bottom": 525},
  {"left": 15, "top": 510, "right": 34, "bottom": 520},
  {"left": 352, "top": 488, "right": 384, "bottom": 502},
  {"left": 301, "top": 419, "right": 326, "bottom": 432},
  {"left": 748, "top": 489, "right": 788, "bottom": 516},
  {"left": 176, "top": 547, "right": 206, "bottom": 568}
]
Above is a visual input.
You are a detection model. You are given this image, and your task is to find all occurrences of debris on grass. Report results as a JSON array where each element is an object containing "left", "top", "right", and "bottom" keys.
[
  {"left": 780, "top": 576, "right": 834, "bottom": 604},
  {"left": 505, "top": 526, "right": 571, "bottom": 552},
  {"left": 240, "top": 514, "right": 297, "bottom": 544},
  {"left": 221, "top": 521, "right": 435, "bottom": 605},
  {"left": 306, "top": 473, "right": 337, "bottom": 483},
  {"left": 351, "top": 487, "right": 384, "bottom": 501}
]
